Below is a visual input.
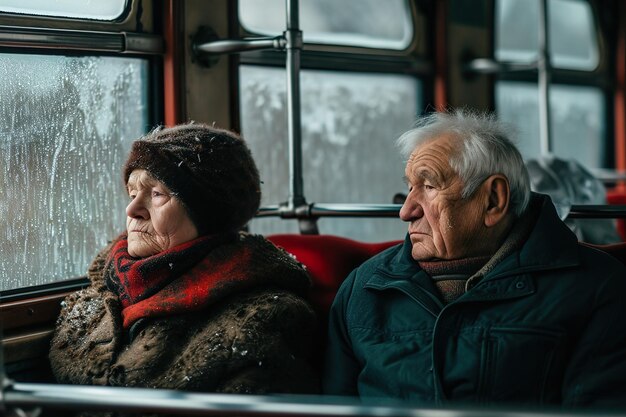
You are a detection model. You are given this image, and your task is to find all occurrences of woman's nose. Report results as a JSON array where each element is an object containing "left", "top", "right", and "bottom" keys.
[
  {"left": 126, "top": 195, "right": 149, "bottom": 220},
  {"left": 399, "top": 195, "right": 424, "bottom": 222}
]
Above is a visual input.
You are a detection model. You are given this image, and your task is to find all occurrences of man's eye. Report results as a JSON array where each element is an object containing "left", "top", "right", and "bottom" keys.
[
  {"left": 424, "top": 184, "right": 435, "bottom": 190},
  {"left": 129, "top": 193, "right": 136, "bottom": 200}
]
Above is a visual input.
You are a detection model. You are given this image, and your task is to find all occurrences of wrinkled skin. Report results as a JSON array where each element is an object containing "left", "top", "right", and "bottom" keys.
[
  {"left": 126, "top": 169, "right": 199, "bottom": 258},
  {"left": 399, "top": 134, "right": 507, "bottom": 261}
]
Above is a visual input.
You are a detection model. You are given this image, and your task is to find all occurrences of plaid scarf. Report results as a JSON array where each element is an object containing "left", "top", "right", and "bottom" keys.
[{"left": 104, "top": 233, "right": 240, "bottom": 329}]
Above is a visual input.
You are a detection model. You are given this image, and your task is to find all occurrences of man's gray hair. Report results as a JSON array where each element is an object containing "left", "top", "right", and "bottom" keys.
[{"left": 396, "top": 109, "right": 531, "bottom": 217}]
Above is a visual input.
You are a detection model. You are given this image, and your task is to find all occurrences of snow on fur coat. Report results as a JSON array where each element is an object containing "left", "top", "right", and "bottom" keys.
[{"left": 49, "top": 232, "right": 320, "bottom": 397}]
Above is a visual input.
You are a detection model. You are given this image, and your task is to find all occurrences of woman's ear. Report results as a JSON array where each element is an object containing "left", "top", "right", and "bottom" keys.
[{"left": 483, "top": 174, "right": 510, "bottom": 227}]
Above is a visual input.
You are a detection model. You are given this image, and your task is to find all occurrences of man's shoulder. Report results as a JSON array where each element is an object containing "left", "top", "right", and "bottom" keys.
[
  {"left": 577, "top": 241, "right": 626, "bottom": 275},
  {"left": 357, "top": 242, "right": 404, "bottom": 272},
  {"left": 543, "top": 241, "right": 626, "bottom": 299},
  {"left": 348, "top": 241, "right": 406, "bottom": 283}
]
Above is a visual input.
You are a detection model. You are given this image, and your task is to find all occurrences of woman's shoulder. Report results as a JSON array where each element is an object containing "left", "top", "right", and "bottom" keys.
[
  {"left": 239, "top": 232, "right": 307, "bottom": 271},
  {"left": 231, "top": 231, "right": 296, "bottom": 259},
  {"left": 230, "top": 288, "right": 315, "bottom": 318},
  {"left": 206, "top": 232, "right": 312, "bottom": 293}
]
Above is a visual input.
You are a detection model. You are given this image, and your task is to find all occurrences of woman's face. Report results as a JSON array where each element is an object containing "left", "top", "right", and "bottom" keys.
[{"left": 125, "top": 169, "right": 199, "bottom": 258}]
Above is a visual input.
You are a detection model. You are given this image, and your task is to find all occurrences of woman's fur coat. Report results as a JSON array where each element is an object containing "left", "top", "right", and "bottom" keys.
[{"left": 49, "top": 233, "right": 319, "bottom": 396}]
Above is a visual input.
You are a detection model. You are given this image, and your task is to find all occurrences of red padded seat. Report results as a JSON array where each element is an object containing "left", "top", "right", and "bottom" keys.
[
  {"left": 606, "top": 189, "right": 626, "bottom": 241},
  {"left": 266, "top": 234, "right": 401, "bottom": 317}
]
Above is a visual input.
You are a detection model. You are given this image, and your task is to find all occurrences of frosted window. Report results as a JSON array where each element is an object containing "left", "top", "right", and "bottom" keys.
[
  {"left": 0, "top": 0, "right": 127, "bottom": 20},
  {"left": 0, "top": 54, "right": 148, "bottom": 292},
  {"left": 240, "top": 65, "right": 419, "bottom": 241},
  {"left": 496, "top": 0, "right": 598, "bottom": 70},
  {"left": 239, "top": 0, "right": 413, "bottom": 50},
  {"left": 496, "top": 81, "right": 605, "bottom": 168}
]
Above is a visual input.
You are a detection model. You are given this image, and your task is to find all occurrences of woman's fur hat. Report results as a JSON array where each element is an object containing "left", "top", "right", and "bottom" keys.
[{"left": 123, "top": 123, "right": 261, "bottom": 235}]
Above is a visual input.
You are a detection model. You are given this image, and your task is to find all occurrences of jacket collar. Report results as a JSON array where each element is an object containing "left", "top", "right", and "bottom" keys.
[
  {"left": 487, "top": 193, "right": 580, "bottom": 279},
  {"left": 366, "top": 234, "right": 444, "bottom": 315}
]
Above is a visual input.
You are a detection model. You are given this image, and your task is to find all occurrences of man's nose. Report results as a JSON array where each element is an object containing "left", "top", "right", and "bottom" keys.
[
  {"left": 399, "top": 195, "right": 424, "bottom": 222},
  {"left": 126, "top": 196, "right": 149, "bottom": 220}
]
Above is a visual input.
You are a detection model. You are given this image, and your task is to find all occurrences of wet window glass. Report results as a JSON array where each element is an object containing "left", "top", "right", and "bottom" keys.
[
  {"left": 0, "top": 0, "right": 127, "bottom": 20},
  {"left": 496, "top": 81, "right": 606, "bottom": 168},
  {"left": 239, "top": 65, "right": 419, "bottom": 241},
  {"left": 496, "top": 0, "right": 598, "bottom": 70},
  {"left": 239, "top": 0, "right": 413, "bottom": 50},
  {"left": 0, "top": 54, "right": 148, "bottom": 292}
]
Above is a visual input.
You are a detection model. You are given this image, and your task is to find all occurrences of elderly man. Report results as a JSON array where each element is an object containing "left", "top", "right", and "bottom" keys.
[{"left": 323, "top": 109, "right": 626, "bottom": 408}]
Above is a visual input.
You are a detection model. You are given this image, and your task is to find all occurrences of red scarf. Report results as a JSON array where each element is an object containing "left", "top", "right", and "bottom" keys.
[{"left": 105, "top": 233, "right": 245, "bottom": 330}]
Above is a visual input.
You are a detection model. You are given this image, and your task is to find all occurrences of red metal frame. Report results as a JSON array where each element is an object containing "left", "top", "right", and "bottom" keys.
[
  {"left": 613, "top": 2, "right": 626, "bottom": 174},
  {"left": 163, "top": 0, "right": 184, "bottom": 126},
  {"left": 434, "top": 0, "right": 448, "bottom": 111}
]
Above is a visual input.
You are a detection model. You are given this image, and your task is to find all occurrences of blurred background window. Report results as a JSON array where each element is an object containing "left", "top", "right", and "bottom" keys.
[
  {"left": 495, "top": 0, "right": 606, "bottom": 168},
  {"left": 239, "top": 0, "right": 414, "bottom": 49},
  {"left": 0, "top": 0, "right": 127, "bottom": 20},
  {"left": 240, "top": 65, "right": 420, "bottom": 241}
]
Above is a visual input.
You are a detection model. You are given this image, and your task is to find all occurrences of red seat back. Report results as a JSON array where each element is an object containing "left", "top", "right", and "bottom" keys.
[
  {"left": 266, "top": 234, "right": 401, "bottom": 317},
  {"left": 606, "top": 189, "right": 626, "bottom": 241}
]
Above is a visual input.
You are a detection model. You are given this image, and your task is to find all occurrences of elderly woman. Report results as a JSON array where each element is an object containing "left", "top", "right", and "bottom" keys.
[{"left": 49, "top": 123, "right": 319, "bottom": 395}]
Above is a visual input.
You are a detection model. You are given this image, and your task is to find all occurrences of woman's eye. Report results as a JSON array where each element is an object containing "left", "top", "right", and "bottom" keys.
[
  {"left": 129, "top": 193, "right": 136, "bottom": 200},
  {"left": 152, "top": 191, "right": 164, "bottom": 198},
  {"left": 424, "top": 184, "right": 435, "bottom": 190}
]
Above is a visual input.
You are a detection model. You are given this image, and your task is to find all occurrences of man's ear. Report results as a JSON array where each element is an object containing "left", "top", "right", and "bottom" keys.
[{"left": 483, "top": 174, "right": 510, "bottom": 227}]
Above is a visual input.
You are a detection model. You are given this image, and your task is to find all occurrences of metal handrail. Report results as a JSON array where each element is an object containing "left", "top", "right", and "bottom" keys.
[
  {"left": 0, "top": 25, "right": 163, "bottom": 54},
  {"left": 4, "top": 382, "right": 626, "bottom": 417},
  {"left": 464, "top": 58, "right": 539, "bottom": 74},
  {"left": 590, "top": 168, "right": 626, "bottom": 183},
  {"left": 195, "top": 36, "right": 286, "bottom": 54},
  {"left": 310, "top": 204, "right": 402, "bottom": 218},
  {"left": 568, "top": 205, "right": 626, "bottom": 219},
  {"left": 257, "top": 203, "right": 626, "bottom": 219}
]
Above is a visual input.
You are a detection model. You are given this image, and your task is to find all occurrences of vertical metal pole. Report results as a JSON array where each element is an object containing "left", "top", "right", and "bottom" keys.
[
  {"left": 285, "top": 0, "right": 305, "bottom": 207},
  {"left": 538, "top": 0, "right": 552, "bottom": 154}
]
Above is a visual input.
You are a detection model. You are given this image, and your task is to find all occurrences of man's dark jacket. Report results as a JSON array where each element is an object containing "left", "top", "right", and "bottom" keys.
[{"left": 323, "top": 194, "right": 626, "bottom": 408}]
